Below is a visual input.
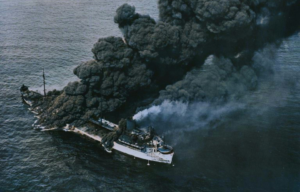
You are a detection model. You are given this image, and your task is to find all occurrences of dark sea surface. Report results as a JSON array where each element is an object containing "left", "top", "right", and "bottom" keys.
[{"left": 0, "top": 0, "right": 299, "bottom": 191}]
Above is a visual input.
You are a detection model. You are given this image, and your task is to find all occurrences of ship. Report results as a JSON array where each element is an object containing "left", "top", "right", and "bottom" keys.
[
  {"left": 20, "top": 82, "right": 174, "bottom": 164},
  {"left": 64, "top": 118, "right": 174, "bottom": 164}
]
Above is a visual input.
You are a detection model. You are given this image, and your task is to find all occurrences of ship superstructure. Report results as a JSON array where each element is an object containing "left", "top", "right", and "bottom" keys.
[{"left": 87, "top": 117, "right": 174, "bottom": 164}]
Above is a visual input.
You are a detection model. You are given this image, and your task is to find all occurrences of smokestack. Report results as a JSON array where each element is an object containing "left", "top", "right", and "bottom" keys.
[{"left": 126, "top": 117, "right": 136, "bottom": 131}]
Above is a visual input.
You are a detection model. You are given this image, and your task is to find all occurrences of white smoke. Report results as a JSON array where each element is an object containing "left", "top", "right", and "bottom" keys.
[
  {"left": 134, "top": 100, "right": 245, "bottom": 134},
  {"left": 133, "top": 100, "right": 247, "bottom": 147},
  {"left": 133, "top": 100, "right": 188, "bottom": 121}
]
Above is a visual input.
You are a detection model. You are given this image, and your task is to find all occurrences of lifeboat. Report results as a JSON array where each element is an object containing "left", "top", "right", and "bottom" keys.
[{"left": 158, "top": 145, "right": 173, "bottom": 154}]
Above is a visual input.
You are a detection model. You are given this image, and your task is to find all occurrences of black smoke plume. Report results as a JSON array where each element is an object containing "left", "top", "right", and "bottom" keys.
[{"left": 30, "top": 0, "right": 300, "bottom": 128}]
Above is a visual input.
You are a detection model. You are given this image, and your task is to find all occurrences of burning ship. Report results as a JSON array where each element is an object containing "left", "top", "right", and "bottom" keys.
[
  {"left": 88, "top": 118, "right": 174, "bottom": 164},
  {"left": 20, "top": 84, "right": 174, "bottom": 165}
]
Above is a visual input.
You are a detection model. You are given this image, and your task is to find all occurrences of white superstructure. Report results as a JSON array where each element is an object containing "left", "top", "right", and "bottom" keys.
[{"left": 62, "top": 124, "right": 174, "bottom": 164}]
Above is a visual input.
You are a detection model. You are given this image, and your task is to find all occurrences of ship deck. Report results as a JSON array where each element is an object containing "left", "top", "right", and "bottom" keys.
[{"left": 63, "top": 126, "right": 174, "bottom": 164}]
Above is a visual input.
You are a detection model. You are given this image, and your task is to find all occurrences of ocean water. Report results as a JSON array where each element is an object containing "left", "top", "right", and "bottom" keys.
[{"left": 0, "top": 0, "right": 299, "bottom": 191}]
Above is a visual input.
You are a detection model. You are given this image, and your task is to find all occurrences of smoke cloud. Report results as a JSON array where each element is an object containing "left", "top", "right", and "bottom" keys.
[
  {"left": 133, "top": 100, "right": 188, "bottom": 122},
  {"left": 134, "top": 100, "right": 246, "bottom": 146},
  {"left": 29, "top": 0, "right": 300, "bottom": 128},
  {"left": 133, "top": 44, "right": 283, "bottom": 132}
]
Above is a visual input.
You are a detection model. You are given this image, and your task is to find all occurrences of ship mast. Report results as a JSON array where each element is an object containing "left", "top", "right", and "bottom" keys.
[
  {"left": 43, "top": 68, "right": 46, "bottom": 97},
  {"left": 100, "top": 68, "right": 104, "bottom": 125}
]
